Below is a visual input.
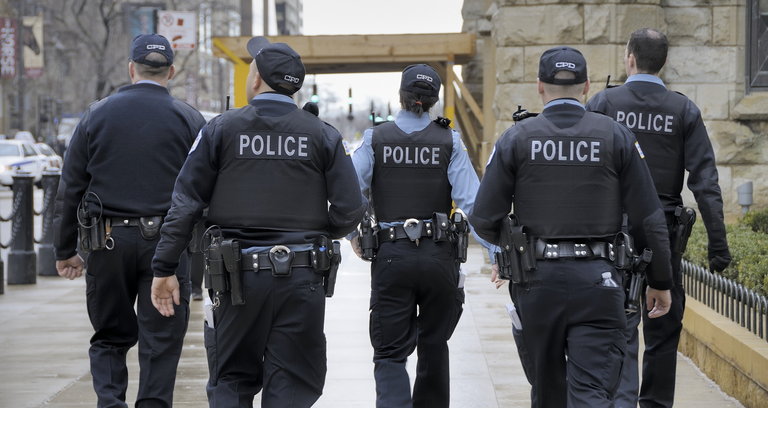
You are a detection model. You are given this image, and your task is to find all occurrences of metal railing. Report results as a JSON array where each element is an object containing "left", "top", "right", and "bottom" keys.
[{"left": 682, "top": 259, "right": 768, "bottom": 343}]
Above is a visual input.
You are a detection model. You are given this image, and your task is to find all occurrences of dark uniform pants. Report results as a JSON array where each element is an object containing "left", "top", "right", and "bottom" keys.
[
  {"left": 204, "top": 268, "right": 327, "bottom": 408},
  {"left": 84, "top": 226, "right": 191, "bottom": 408},
  {"left": 369, "top": 240, "right": 463, "bottom": 408},
  {"left": 615, "top": 225, "right": 686, "bottom": 408},
  {"left": 510, "top": 259, "right": 627, "bottom": 408}
]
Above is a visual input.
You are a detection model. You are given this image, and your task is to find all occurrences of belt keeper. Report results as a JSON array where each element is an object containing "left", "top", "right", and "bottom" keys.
[
  {"left": 252, "top": 253, "right": 259, "bottom": 271},
  {"left": 546, "top": 243, "right": 558, "bottom": 258}
]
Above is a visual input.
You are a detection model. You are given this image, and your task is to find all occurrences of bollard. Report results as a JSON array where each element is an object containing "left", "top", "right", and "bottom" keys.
[
  {"left": 8, "top": 171, "right": 37, "bottom": 284},
  {"left": 37, "top": 170, "right": 61, "bottom": 276}
]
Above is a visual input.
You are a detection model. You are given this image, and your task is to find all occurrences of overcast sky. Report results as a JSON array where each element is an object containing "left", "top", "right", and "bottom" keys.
[{"left": 299, "top": 0, "right": 465, "bottom": 121}]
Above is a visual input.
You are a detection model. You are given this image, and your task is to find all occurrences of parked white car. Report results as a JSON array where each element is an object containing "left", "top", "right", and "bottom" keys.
[
  {"left": 34, "top": 143, "right": 63, "bottom": 170},
  {"left": 0, "top": 139, "right": 48, "bottom": 187}
]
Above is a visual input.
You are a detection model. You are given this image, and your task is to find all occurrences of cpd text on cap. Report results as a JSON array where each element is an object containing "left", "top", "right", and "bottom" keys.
[
  {"left": 284, "top": 75, "right": 300, "bottom": 84},
  {"left": 146, "top": 44, "right": 166, "bottom": 50},
  {"left": 555, "top": 62, "right": 576, "bottom": 69},
  {"left": 416, "top": 74, "right": 433, "bottom": 82}
]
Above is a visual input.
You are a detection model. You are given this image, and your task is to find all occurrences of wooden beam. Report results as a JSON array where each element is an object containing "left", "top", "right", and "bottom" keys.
[
  {"left": 452, "top": 69, "right": 484, "bottom": 126},
  {"left": 212, "top": 33, "right": 477, "bottom": 73}
]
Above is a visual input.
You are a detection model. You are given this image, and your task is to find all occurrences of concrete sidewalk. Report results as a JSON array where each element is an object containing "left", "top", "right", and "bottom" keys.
[{"left": 0, "top": 242, "right": 742, "bottom": 408}]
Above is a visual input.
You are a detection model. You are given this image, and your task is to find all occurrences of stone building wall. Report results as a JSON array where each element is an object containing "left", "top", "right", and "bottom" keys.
[{"left": 463, "top": 0, "right": 767, "bottom": 222}]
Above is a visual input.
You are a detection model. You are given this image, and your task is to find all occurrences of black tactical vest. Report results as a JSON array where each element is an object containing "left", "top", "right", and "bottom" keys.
[
  {"left": 513, "top": 111, "right": 622, "bottom": 239},
  {"left": 601, "top": 85, "right": 689, "bottom": 210},
  {"left": 206, "top": 105, "right": 329, "bottom": 232},
  {"left": 370, "top": 121, "right": 453, "bottom": 222}
]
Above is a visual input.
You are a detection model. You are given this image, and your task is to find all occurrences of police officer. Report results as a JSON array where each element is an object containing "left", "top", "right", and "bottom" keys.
[
  {"left": 350, "top": 64, "right": 492, "bottom": 408},
  {"left": 52, "top": 34, "right": 205, "bottom": 408},
  {"left": 150, "top": 37, "right": 366, "bottom": 408},
  {"left": 585, "top": 28, "right": 732, "bottom": 408},
  {"left": 469, "top": 47, "right": 674, "bottom": 408}
]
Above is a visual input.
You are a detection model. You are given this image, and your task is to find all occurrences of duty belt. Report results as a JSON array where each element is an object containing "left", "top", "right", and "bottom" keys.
[
  {"left": 533, "top": 239, "right": 613, "bottom": 260},
  {"left": 108, "top": 217, "right": 143, "bottom": 227},
  {"left": 377, "top": 222, "right": 434, "bottom": 243},
  {"left": 242, "top": 250, "right": 313, "bottom": 272}
]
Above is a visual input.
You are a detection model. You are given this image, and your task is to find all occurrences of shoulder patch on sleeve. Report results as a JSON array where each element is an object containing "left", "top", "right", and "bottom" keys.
[
  {"left": 634, "top": 141, "right": 645, "bottom": 159},
  {"left": 189, "top": 129, "right": 203, "bottom": 154},
  {"left": 460, "top": 138, "right": 467, "bottom": 152}
]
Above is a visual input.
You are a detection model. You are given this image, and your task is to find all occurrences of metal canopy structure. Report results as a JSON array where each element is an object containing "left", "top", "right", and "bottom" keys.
[{"left": 212, "top": 33, "right": 488, "bottom": 174}]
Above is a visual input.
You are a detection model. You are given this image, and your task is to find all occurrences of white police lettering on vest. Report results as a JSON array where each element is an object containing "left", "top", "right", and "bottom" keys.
[
  {"left": 614, "top": 110, "right": 677, "bottom": 135},
  {"left": 237, "top": 132, "right": 311, "bottom": 160},
  {"left": 380, "top": 144, "right": 442, "bottom": 167},
  {"left": 528, "top": 138, "right": 605, "bottom": 166}
]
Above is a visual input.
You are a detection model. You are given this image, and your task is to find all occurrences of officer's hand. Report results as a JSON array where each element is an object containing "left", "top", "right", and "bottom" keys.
[
  {"left": 645, "top": 287, "right": 672, "bottom": 319},
  {"left": 709, "top": 254, "right": 731, "bottom": 273},
  {"left": 151, "top": 276, "right": 180, "bottom": 317},
  {"left": 56, "top": 255, "right": 84, "bottom": 280},
  {"left": 350, "top": 234, "right": 363, "bottom": 259},
  {"left": 491, "top": 263, "right": 506, "bottom": 289}
]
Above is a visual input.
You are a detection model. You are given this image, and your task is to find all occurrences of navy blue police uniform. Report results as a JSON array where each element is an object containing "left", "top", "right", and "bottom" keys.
[
  {"left": 469, "top": 47, "right": 674, "bottom": 408},
  {"left": 151, "top": 37, "right": 366, "bottom": 408},
  {"left": 52, "top": 34, "right": 205, "bottom": 408},
  {"left": 352, "top": 64, "right": 492, "bottom": 408},
  {"left": 586, "top": 73, "right": 731, "bottom": 408}
]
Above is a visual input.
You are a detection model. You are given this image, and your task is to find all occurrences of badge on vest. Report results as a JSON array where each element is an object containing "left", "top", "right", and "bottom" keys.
[
  {"left": 528, "top": 138, "right": 605, "bottom": 166},
  {"left": 379, "top": 144, "right": 444, "bottom": 168},
  {"left": 614, "top": 110, "right": 678, "bottom": 136},
  {"left": 237, "top": 132, "right": 312, "bottom": 160}
]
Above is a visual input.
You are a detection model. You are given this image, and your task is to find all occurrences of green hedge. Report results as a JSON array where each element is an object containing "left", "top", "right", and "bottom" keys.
[
  {"left": 742, "top": 208, "right": 768, "bottom": 235},
  {"left": 683, "top": 210, "right": 768, "bottom": 297}
]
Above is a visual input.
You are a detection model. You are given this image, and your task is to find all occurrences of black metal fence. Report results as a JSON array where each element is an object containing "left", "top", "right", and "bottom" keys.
[{"left": 682, "top": 259, "right": 768, "bottom": 343}]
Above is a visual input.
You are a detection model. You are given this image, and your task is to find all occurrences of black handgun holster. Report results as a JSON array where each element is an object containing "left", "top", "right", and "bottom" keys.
[
  {"left": 495, "top": 215, "right": 536, "bottom": 284},
  {"left": 324, "top": 241, "right": 342, "bottom": 298},
  {"left": 313, "top": 236, "right": 341, "bottom": 298},
  {"left": 221, "top": 239, "right": 244, "bottom": 305},
  {"left": 672, "top": 205, "right": 697, "bottom": 254}
]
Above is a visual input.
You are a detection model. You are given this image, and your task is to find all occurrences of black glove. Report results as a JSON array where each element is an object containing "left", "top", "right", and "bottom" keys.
[{"left": 708, "top": 253, "right": 731, "bottom": 273}]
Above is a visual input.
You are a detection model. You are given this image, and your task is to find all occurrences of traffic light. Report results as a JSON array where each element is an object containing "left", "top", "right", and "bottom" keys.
[
  {"left": 311, "top": 83, "right": 319, "bottom": 103},
  {"left": 347, "top": 88, "right": 354, "bottom": 121},
  {"left": 386, "top": 102, "right": 393, "bottom": 121}
]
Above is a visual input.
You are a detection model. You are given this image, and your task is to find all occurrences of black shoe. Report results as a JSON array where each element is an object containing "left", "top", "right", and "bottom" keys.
[{"left": 192, "top": 291, "right": 203, "bottom": 301}]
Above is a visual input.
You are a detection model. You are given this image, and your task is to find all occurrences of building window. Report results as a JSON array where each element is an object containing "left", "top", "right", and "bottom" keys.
[{"left": 748, "top": 0, "right": 768, "bottom": 92}]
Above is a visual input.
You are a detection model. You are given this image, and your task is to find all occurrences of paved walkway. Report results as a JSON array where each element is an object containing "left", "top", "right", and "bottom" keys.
[{"left": 0, "top": 241, "right": 743, "bottom": 408}]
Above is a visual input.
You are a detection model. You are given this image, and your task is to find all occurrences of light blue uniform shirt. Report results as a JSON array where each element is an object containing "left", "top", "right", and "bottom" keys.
[
  {"left": 352, "top": 109, "right": 495, "bottom": 257},
  {"left": 625, "top": 73, "right": 666, "bottom": 88}
]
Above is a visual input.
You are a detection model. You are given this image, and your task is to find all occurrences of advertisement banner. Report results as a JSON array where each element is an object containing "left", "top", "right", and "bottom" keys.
[
  {"left": 0, "top": 17, "right": 17, "bottom": 78},
  {"left": 158, "top": 11, "right": 197, "bottom": 51},
  {"left": 22, "top": 15, "right": 44, "bottom": 78}
]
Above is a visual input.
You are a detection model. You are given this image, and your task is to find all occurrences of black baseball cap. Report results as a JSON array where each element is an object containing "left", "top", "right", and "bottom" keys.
[
  {"left": 401, "top": 64, "right": 441, "bottom": 97},
  {"left": 246, "top": 36, "right": 305, "bottom": 95},
  {"left": 538, "top": 46, "right": 588, "bottom": 85},
  {"left": 130, "top": 34, "right": 173, "bottom": 67}
]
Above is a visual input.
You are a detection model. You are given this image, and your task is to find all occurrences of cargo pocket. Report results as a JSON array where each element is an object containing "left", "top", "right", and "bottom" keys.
[
  {"left": 368, "top": 290, "right": 382, "bottom": 349},
  {"left": 84, "top": 272, "right": 100, "bottom": 331},
  {"left": 203, "top": 320, "right": 218, "bottom": 386},
  {"left": 600, "top": 329, "right": 626, "bottom": 396},
  {"left": 447, "top": 287, "right": 465, "bottom": 340},
  {"left": 512, "top": 327, "right": 536, "bottom": 387}
]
